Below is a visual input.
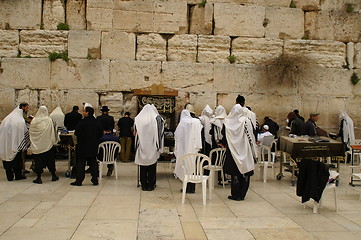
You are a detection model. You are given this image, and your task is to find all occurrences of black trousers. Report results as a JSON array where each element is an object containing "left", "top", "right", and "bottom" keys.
[
  {"left": 33, "top": 147, "right": 56, "bottom": 174},
  {"left": 75, "top": 156, "right": 99, "bottom": 184},
  {"left": 3, "top": 151, "right": 23, "bottom": 181},
  {"left": 231, "top": 174, "right": 251, "bottom": 200},
  {"left": 140, "top": 162, "right": 157, "bottom": 190}
]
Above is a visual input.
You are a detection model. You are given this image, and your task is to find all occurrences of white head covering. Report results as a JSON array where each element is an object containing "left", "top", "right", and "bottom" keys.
[
  {"left": 29, "top": 106, "right": 58, "bottom": 155},
  {"left": 199, "top": 105, "right": 213, "bottom": 145},
  {"left": 339, "top": 111, "right": 355, "bottom": 149},
  {"left": 241, "top": 106, "right": 257, "bottom": 130},
  {"left": 135, "top": 104, "right": 164, "bottom": 166},
  {"left": 0, "top": 108, "right": 29, "bottom": 161},
  {"left": 174, "top": 109, "right": 203, "bottom": 181},
  {"left": 210, "top": 105, "right": 227, "bottom": 142},
  {"left": 224, "top": 105, "right": 256, "bottom": 174},
  {"left": 50, "top": 106, "right": 65, "bottom": 128},
  {"left": 185, "top": 104, "right": 195, "bottom": 114}
]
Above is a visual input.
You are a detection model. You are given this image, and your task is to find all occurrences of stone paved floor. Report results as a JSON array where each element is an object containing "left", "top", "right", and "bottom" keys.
[{"left": 0, "top": 160, "right": 361, "bottom": 240}]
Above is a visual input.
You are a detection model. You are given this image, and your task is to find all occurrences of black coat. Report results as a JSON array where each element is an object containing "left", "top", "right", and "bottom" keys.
[
  {"left": 75, "top": 116, "right": 103, "bottom": 158},
  {"left": 97, "top": 114, "right": 115, "bottom": 131},
  {"left": 64, "top": 111, "right": 82, "bottom": 130}
]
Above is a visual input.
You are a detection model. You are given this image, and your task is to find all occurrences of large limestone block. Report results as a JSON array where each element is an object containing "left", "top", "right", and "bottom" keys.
[
  {"left": 68, "top": 30, "right": 101, "bottom": 59},
  {"left": 232, "top": 38, "right": 283, "bottom": 64},
  {"left": 293, "top": 0, "right": 320, "bottom": 10},
  {"left": 136, "top": 34, "right": 166, "bottom": 61},
  {"left": 161, "top": 62, "right": 214, "bottom": 91},
  {"left": 214, "top": 4, "right": 265, "bottom": 37},
  {"left": 198, "top": 35, "right": 231, "bottom": 63},
  {"left": 39, "top": 90, "right": 67, "bottom": 111},
  {"left": 51, "top": 59, "right": 110, "bottom": 90},
  {"left": 109, "top": 60, "right": 162, "bottom": 91},
  {"left": 99, "top": 92, "right": 123, "bottom": 119},
  {"left": 66, "top": 0, "right": 86, "bottom": 30},
  {"left": 0, "top": 30, "right": 19, "bottom": 58},
  {"left": 283, "top": 40, "right": 346, "bottom": 68},
  {"left": 0, "top": 88, "right": 15, "bottom": 120},
  {"left": 265, "top": 7, "right": 304, "bottom": 39},
  {"left": 187, "top": 91, "right": 217, "bottom": 116},
  {"left": 101, "top": 31, "right": 136, "bottom": 60},
  {"left": 19, "top": 30, "right": 68, "bottom": 57},
  {"left": 168, "top": 35, "right": 197, "bottom": 62},
  {"left": 65, "top": 90, "right": 99, "bottom": 112},
  {"left": 86, "top": 7, "right": 113, "bottom": 31},
  {"left": 0, "top": 0, "right": 42, "bottom": 30},
  {"left": 43, "top": 0, "right": 65, "bottom": 30},
  {"left": 16, "top": 89, "right": 39, "bottom": 116},
  {"left": 154, "top": 1, "right": 188, "bottom": 34},
  {"left": 305, "top": 11, "right": 361, "bottom": 42},
  {"left": 346, "top": 95, "right": 361, "bottom": 135},
  {"left": 355, "top": 43, "right": 361, "bottom": 69},
  {"left": 321, "top": 0, "right": 361, "bottom": 11},
  {"left": 189, "top": 4, "right": 213, "bottom": 35},
  {"left": 0, "top": 58, "right": 50, "bottom": 88}
]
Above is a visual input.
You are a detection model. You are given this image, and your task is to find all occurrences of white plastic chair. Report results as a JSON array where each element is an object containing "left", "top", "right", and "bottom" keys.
[
  {"left": 180, "top": 153, "right": 211, "bottom": 206},
  {"left": 258, "top": 135, "right": 276, "bottom": 182},
  {"left": 203, "top": 148, "right": 226, "bottom": 189},
  {"left": 97, "top": 141, "right": 121, "bottom": 182},
  {"left": 312, "top": 171, "right": 339, "bottom": 213}
]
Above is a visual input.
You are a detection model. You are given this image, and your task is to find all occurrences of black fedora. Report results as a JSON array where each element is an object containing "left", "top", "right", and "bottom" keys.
[{"left": 101, "top": 106, "right": 110, "bottom": 112}]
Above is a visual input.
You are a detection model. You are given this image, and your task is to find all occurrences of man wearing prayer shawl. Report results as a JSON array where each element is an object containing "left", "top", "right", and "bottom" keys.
[
  {"left": 29, "top": 106, "right": 59, "bottom": 184},
  {"left": 174, "top": 109, "right": 203, "bottom": 193},
  {"left": 210, "top": 105, "right": 227, "bottom": 149},
  {"left": 338, "top": 111, "right": 355, "bottom": 159},
  {"left": 199, "top": 105, "right": 213, "bottom": 156},
  {"left": 50, "top": 106, "right": 65, "bottom": 130},
  {"left": 222, "top": 104, "right": 257, "bottom": 201},
  {"left": 0, "top": 107, "right": 29, "bottom": 181},
  {"left": 134, "top": 104, "right": 164, "bottom": 191}
]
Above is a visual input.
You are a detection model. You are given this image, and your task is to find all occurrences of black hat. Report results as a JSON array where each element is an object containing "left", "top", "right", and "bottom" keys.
[{"left": 101, "top": 106, "right": 110, "bottom": 112}]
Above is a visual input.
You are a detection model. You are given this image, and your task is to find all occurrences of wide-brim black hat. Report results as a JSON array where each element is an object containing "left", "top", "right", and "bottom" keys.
[{"left": 101, "top": 106, "right": 110, "bottom": 112}]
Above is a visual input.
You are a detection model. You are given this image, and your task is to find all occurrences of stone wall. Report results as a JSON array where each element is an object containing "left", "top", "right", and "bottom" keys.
[{"left": 0, "top": 0, "right": 361, "bottom": 137}]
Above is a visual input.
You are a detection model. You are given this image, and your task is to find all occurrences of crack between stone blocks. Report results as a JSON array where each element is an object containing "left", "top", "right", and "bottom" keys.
[
  {"left": 63, "top": 0, "right": 67, "bottom": 24},
  {"left": 196, "top": 35, "right": 199, "bottom": 63},
  {"left": 84, "top": 0, "right": 88, "bottom": 30},
  {"left": 187, "top": 4, "right": 195, "bottom": 34},
  {"left": 135, "top": 34, "right": 139, "bottom": 61},
  {"left": 211, "top": 3, "right": 215, "bottom": 35},
  {"left": 41, "top": 0, "right": 45, "bottom": 29}
]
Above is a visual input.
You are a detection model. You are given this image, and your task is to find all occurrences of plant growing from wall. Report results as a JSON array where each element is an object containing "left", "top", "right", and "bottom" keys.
[
  {"left": 290, "top": 0, "right": 297, "bottom": 8},
  {"left": 351, "top": 73, "right": 360, "bottom": 85},
  {"left": 48, "top": 50, "right": 69, "bottom": 62},
  {"left": 263, "top": 18, "right": 270, "bottom": 27},
  {"left": 57, "top": 22, "right": 69, "bottom": 30},
  {"left": 346, "top": 3, "right": 355, "bottom": 13},
  {"left": 227, "top": 55, "right": 237, "bottom": 64},
  {"left": 198, "top": 0, "right": 207, "bottom": 8}
]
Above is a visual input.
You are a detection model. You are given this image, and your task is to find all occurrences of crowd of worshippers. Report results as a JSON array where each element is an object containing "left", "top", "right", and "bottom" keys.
[{"left": 0, "top": 95, "right": 354, "bottom": 201}]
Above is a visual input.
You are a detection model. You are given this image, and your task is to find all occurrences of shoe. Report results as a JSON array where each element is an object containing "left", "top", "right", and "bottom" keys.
[
  {"left": 106, "top": 168, "right": 113, "bottom": 176},
  {"left": 33, "top": 178, "right": 42, "bottom": 184},
  {"left": 227, "top": 195, "right": 243, "bottom": 201},
  {"left": 52, "top": 175, "right": 59, "bottom": 181},
  {"left": 147, "top": 186, "right": 155, "bottom": 191},
  {"left": 15, "top": 175, "right": 27, "bottom": 180},
  {"left": 23, "top": 169, "right": 31, "bottom": 174},
  {"left": 91, "top": 179, "right": 99, "bottom": 186},
  {"left": 85, "top": 168, "right": 91, "bottom": 173},
  {"left": 70, "top": 182, "right": 82, "bottom": 186},
  {"left": 180, "top": 188, "right": 195, "bottom": 194}
]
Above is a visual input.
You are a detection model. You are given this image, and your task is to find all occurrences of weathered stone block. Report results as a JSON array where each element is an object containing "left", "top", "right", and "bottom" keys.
[
  {"left": 68, "top": 30, "right": 101, "bottom": 59},
  {"left": 65, "top": 90, "right": 99, "bottom": 112},
  {"left": 66, "top": 0, "right": 86, "bottom": 30},
  {"left": 19, "top": 30, "right": 68, "bottom": 57},
  {"left": 99, "top": 92, "right": 123, "bottom": 119},
  {"left": 154, "top": 1, "right": 188, "bottom": 34},
  {"left": 0, "top": 58, "right": 50, "bottom": 88},
  {"left": 232, "top": 38, "right": 283, "bottom": 64},
  {"left": 168, "top": 35, "right": 197, "bottom": 62},
  {"left": 355, "top": 43, "right": 361, "bottom": 69},
  {"left": 214, "top": 4, "right": 265, "bottom": 37},
  {"left": 0, "top": 30, "right": 19, "bottom": 58},
  {"left": 51, "top": 59, "right": 110, "bottom": 90},
  {"left": 88, "top": 0, "right": 114, "bottom": 8},
  {"left": 188, "top": 91, "right": 217, "bottom": 116},
  {"left": 198, "top": 35, "right": 230, "bottom": 63},
  {"left": 0, "top": 88, "right": 15, "bottom": 120},
  {"left": 283, "top": 40, "right": 346, "bottom": 68},
  {"left": 189, "top": 3, "right": 213, "bottom": 35},
  {"left": 265, "top": 7, "right": 304, "bottom": 39},
  {"left": 161, "top": 62, "right": 214, "bottom": 92},
  {"left": 101, "top": 31, "right": 136, "bottom": 60},
  {"left": 113, "top": 10, "right": 153, "bottom": 33},
  {"left": 16, "top": 88, "right": 39, "bottom": 116},
  {"left": 347, "top": 42, "right": 354, "bottom": 69},
  {"left": 305, "top": 11, "right": 361, "bottom": 42},
  {"left": 39, "top": 90, "right": 67, "bottom": 112},
  {"left": 109, "top": 60, "right": 162, "bottom": 91},
  {"left": 43, "top": 0, "right": 65, "bottom": 30},
  {"left": 136, "top": 34, "right": 166, "bottom": 61},
  {"left": 320, "top": 0, "right": 361, "bottom": 11},
  {"left": 293, "top": 0, "right": 320, "bottom": 11},
  {"left": 0, "top": 0, "right": 42, "bottom": 30},
  {"left": 86, "top": 7, "right": 113, "bottom": 31},
  {"left": 346, "top": 95, "right": 361, "bottom": 138}
]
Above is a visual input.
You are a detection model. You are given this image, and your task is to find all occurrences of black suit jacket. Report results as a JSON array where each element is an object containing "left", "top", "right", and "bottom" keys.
[{"left": 75, "top": 116, "right": 103, "bottom": 158}]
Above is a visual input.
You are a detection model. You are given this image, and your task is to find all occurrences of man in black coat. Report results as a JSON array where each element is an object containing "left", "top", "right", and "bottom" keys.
[
  {"left": 64, "top": 106, "right": 82, "bottom": 131},
  {"left": 71, "top": 106, "right": 103, "bottom": 186},
  {"left": 97, "top": 106, "right": 115, "bottom": 132}
]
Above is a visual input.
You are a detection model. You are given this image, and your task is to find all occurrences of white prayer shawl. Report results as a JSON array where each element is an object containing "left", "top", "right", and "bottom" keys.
[
  {"left": 50, "top": 106, "right": 65, "bottom": 128},
  {"left": 135, "top": 104, "right": 164, "bottom": 166},
  {"left": 174, "top": 110, "right": 203, "bottom": 181},
  {"left": 242, "top": 107, "right": 257, "bottom": 130},
  {"left": 30, "top": 106, "right": 58, "bottom": 155},
  {"left": 210, "top": 105, "right": 227, "bottom": 142},
  {"left": 258, "top": 131, "right": 273, "bottom": 144},
  {"left": 339, "top": 111, "right": 355, "bottom": 149},
  {"left": 0, "top": 108, "right": 29, "bottom": 161},
  {"left": 199, "top": 105, "right": 213, "bottom": 145},
  {"left": 224, "top": 105, "right": 257, "bottom": 174}
]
